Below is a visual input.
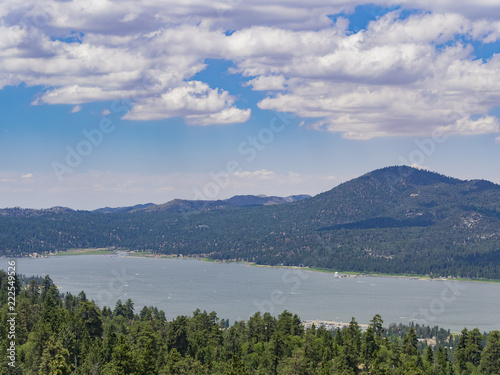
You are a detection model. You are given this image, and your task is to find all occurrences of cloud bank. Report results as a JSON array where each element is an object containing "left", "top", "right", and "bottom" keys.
[{"left": 1, "top": 0, "right": 500, "bottom": 138}]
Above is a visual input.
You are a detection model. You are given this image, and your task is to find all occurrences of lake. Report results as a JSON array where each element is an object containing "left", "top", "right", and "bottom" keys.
[{"left": 2, "top": 254, "right": 499, "bottom": 332}]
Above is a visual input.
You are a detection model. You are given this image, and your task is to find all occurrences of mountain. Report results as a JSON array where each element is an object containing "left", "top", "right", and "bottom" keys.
[
  {"left": 93, "top": 203, "right": 156, "bottom": 214},
  {"left": 0, "top": 195, "right": 311, "bottom": 216},
  {"left": 93, "top": 194, "right": 312, "bottom": 214},
  {"left": 0, "top": 206, "right": 74, "bottom": 217},
  {"left": 1, "top": 166, "right": 499, "bottom": 279}
]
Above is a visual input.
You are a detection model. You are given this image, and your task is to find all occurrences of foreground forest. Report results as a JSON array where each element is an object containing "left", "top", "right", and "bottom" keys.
[
  {"left": 1, "top": 166, "right": 500, "bottom": 279},
  {"left": 1, "top": 271, "right": 499, "bottom": 374}
]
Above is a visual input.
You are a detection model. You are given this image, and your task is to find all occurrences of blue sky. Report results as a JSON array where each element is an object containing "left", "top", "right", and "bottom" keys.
[{"left": 1, "top": 1, "right": 500, "bottom": 209}]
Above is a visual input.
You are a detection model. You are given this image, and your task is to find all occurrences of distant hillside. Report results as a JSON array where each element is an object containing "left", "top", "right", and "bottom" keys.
[
  {"left": 93, "top": 203, "right": 156, "bottom": 214},
  {"left": 1, "top": 166, "right": 499, "bottom": 279},
  {"left": 92, "top": 194, "right": 311, "bottom": 214},
  {"left": 0, "top": 206, "right": 75, "bottom": 217}
]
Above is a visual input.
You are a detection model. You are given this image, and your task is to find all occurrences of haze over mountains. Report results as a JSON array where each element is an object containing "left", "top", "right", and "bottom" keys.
[
  {"left": 93, "top": 194, "right": 312, "bottom": 214},
  {"left": 0, "top": 195, "right": 311, "bottom": 216},
  {"left": 1, "top": 166, "right": 499, "bottom": 279}
]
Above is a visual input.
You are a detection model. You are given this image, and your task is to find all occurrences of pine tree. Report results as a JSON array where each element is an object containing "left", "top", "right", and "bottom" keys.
[
  {"left": 107, "top": 334, "right": 136, "bottom": 374},
  {"left": 78, "top": 301, "right": 103, "bottom": 339},
  {"left": 424, "top": 345, "right": 433, "bottom": 365},
  {"left": 225, "top": 355, "right": 250, "bottom": 375},
  {"left": 435, "top": 345, "right": 449, "bottom": 375},
  {"left": 39, "top": 336, "right": 73, "bottom": 375},
  {"left": 135, "top": 341, "right": 157, "bottom": 375},
  {"left": 362, "top": 326, "right": 377, "bottom": 368},
  {"left": 465, "top": 328, "right": 483, "bottom": 367},
  {"left": 403, "top": 326, "right": 418, "bottom": 356},
  {"left": 370, "top": 314, "right": 384, "bottom": 341},
  {"left": 478, "top": 330, "right": 500, "bottom": 374},
  {"left": 455, "top": 328, "right": 469, "bottom": 372}
]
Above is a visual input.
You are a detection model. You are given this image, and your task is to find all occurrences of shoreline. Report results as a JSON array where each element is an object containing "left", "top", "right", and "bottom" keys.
[
  {"left": 121, "top": 251, "right": 500, "bottom": 284},
  {"left": 7, "top": 249, "right": 500, "bottom": 284},
  {"left": 50, "top": 248, "right": 117, "bottom": 256}
]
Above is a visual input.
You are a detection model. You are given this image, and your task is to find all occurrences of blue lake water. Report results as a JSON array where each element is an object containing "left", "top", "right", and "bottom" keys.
[{"left": 2, "top": 254, "right": 499, "bottom": 332}]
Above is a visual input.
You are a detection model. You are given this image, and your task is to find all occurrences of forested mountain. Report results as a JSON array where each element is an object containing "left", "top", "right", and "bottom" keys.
[
  {"left": 1, "top": 166, "right": 499, "bottom": 279},
  {"left": 93, "top": 194, "right": 311, "bottom": 214},
  {"left": 2, "top": 271, "right": 500, "bottom": 374}
]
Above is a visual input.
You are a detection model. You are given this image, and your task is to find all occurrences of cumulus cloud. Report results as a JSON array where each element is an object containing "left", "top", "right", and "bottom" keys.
[
  {"left": 471, "top": 19, "right": 500, "bottom": 43},
  {"left": 250, "top": 14, "right": 500, "bottom": 139},
  {"left": 123, "top": 81, "right": 251, "bottom": 124},
  {"left": 403, "top": 0, "right": 500, "bottom": 20},
  {"left": 186, "top": 107, "right": 251, "bottom": 126},
  {"left": 438, "top": 116, "right": 500, "bottom": 135},
  {"left": 246, "top": 75, "right": 287, "bottom": 91},
  {"left": 1, "top": 0, "right": 500, "bottom": 135},
  {"left": 0, "top": 16, "right": 245, "bottom": 124}
]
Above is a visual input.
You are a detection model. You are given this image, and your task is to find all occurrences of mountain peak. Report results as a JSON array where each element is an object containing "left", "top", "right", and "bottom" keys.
[
  {"left": 2, "top": 166, "right": 499, "bottom": 279},
  {"left": 360, "top": 165, "right": 462, "bottom": 187}
]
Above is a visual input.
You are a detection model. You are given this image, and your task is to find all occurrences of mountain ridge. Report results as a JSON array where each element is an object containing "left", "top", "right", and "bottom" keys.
[
  {"left": 0, "top": 194, "right": 312, "bottom": 215},
  {"left": 1, "top": 166, "right": 499, "bottom": 279}
]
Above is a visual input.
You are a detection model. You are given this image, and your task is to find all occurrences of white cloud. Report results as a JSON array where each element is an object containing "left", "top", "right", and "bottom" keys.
[
  {"left": 156, "top": 186, "right": 174, "bottom": 193},
  {"left": 471, "top": 19, "right": 500, "bottom": 43},
  {"left": 186, "top": 107, "right": 251, "bottom": 126},
  {"left": 246, "top": 75, "right": 287, "bottom": 91},
  {"left": 438, "top": 116, "right": 500, "bottom": 135},
  {"left": 402, "top": 0, "right": 500, "bottom": 20},
  {"left": 234, "top": 169, "right": 276, "bottom": 180},
  {"left": 70, "top": 105, "right": 82, "bottom": 113},
  {"left": 21, "top": 173, "right": 33, "bottom": 179},
  {"left": 123, "top": 81, "right": 250, "bottom": 124},
  {"left": 1, "top": 1, "right": 500, "bottom": 135},
  {"left": 249, "top": 14, "right": 500, "bottom": 139},
  {"left": 366, "top": 12, "right": 470, "bottom": 44}
]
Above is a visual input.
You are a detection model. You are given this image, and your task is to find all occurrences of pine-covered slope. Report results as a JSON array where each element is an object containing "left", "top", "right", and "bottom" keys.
[{"left": 1, "top": 166, "right": 499, "bottom": 278}]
